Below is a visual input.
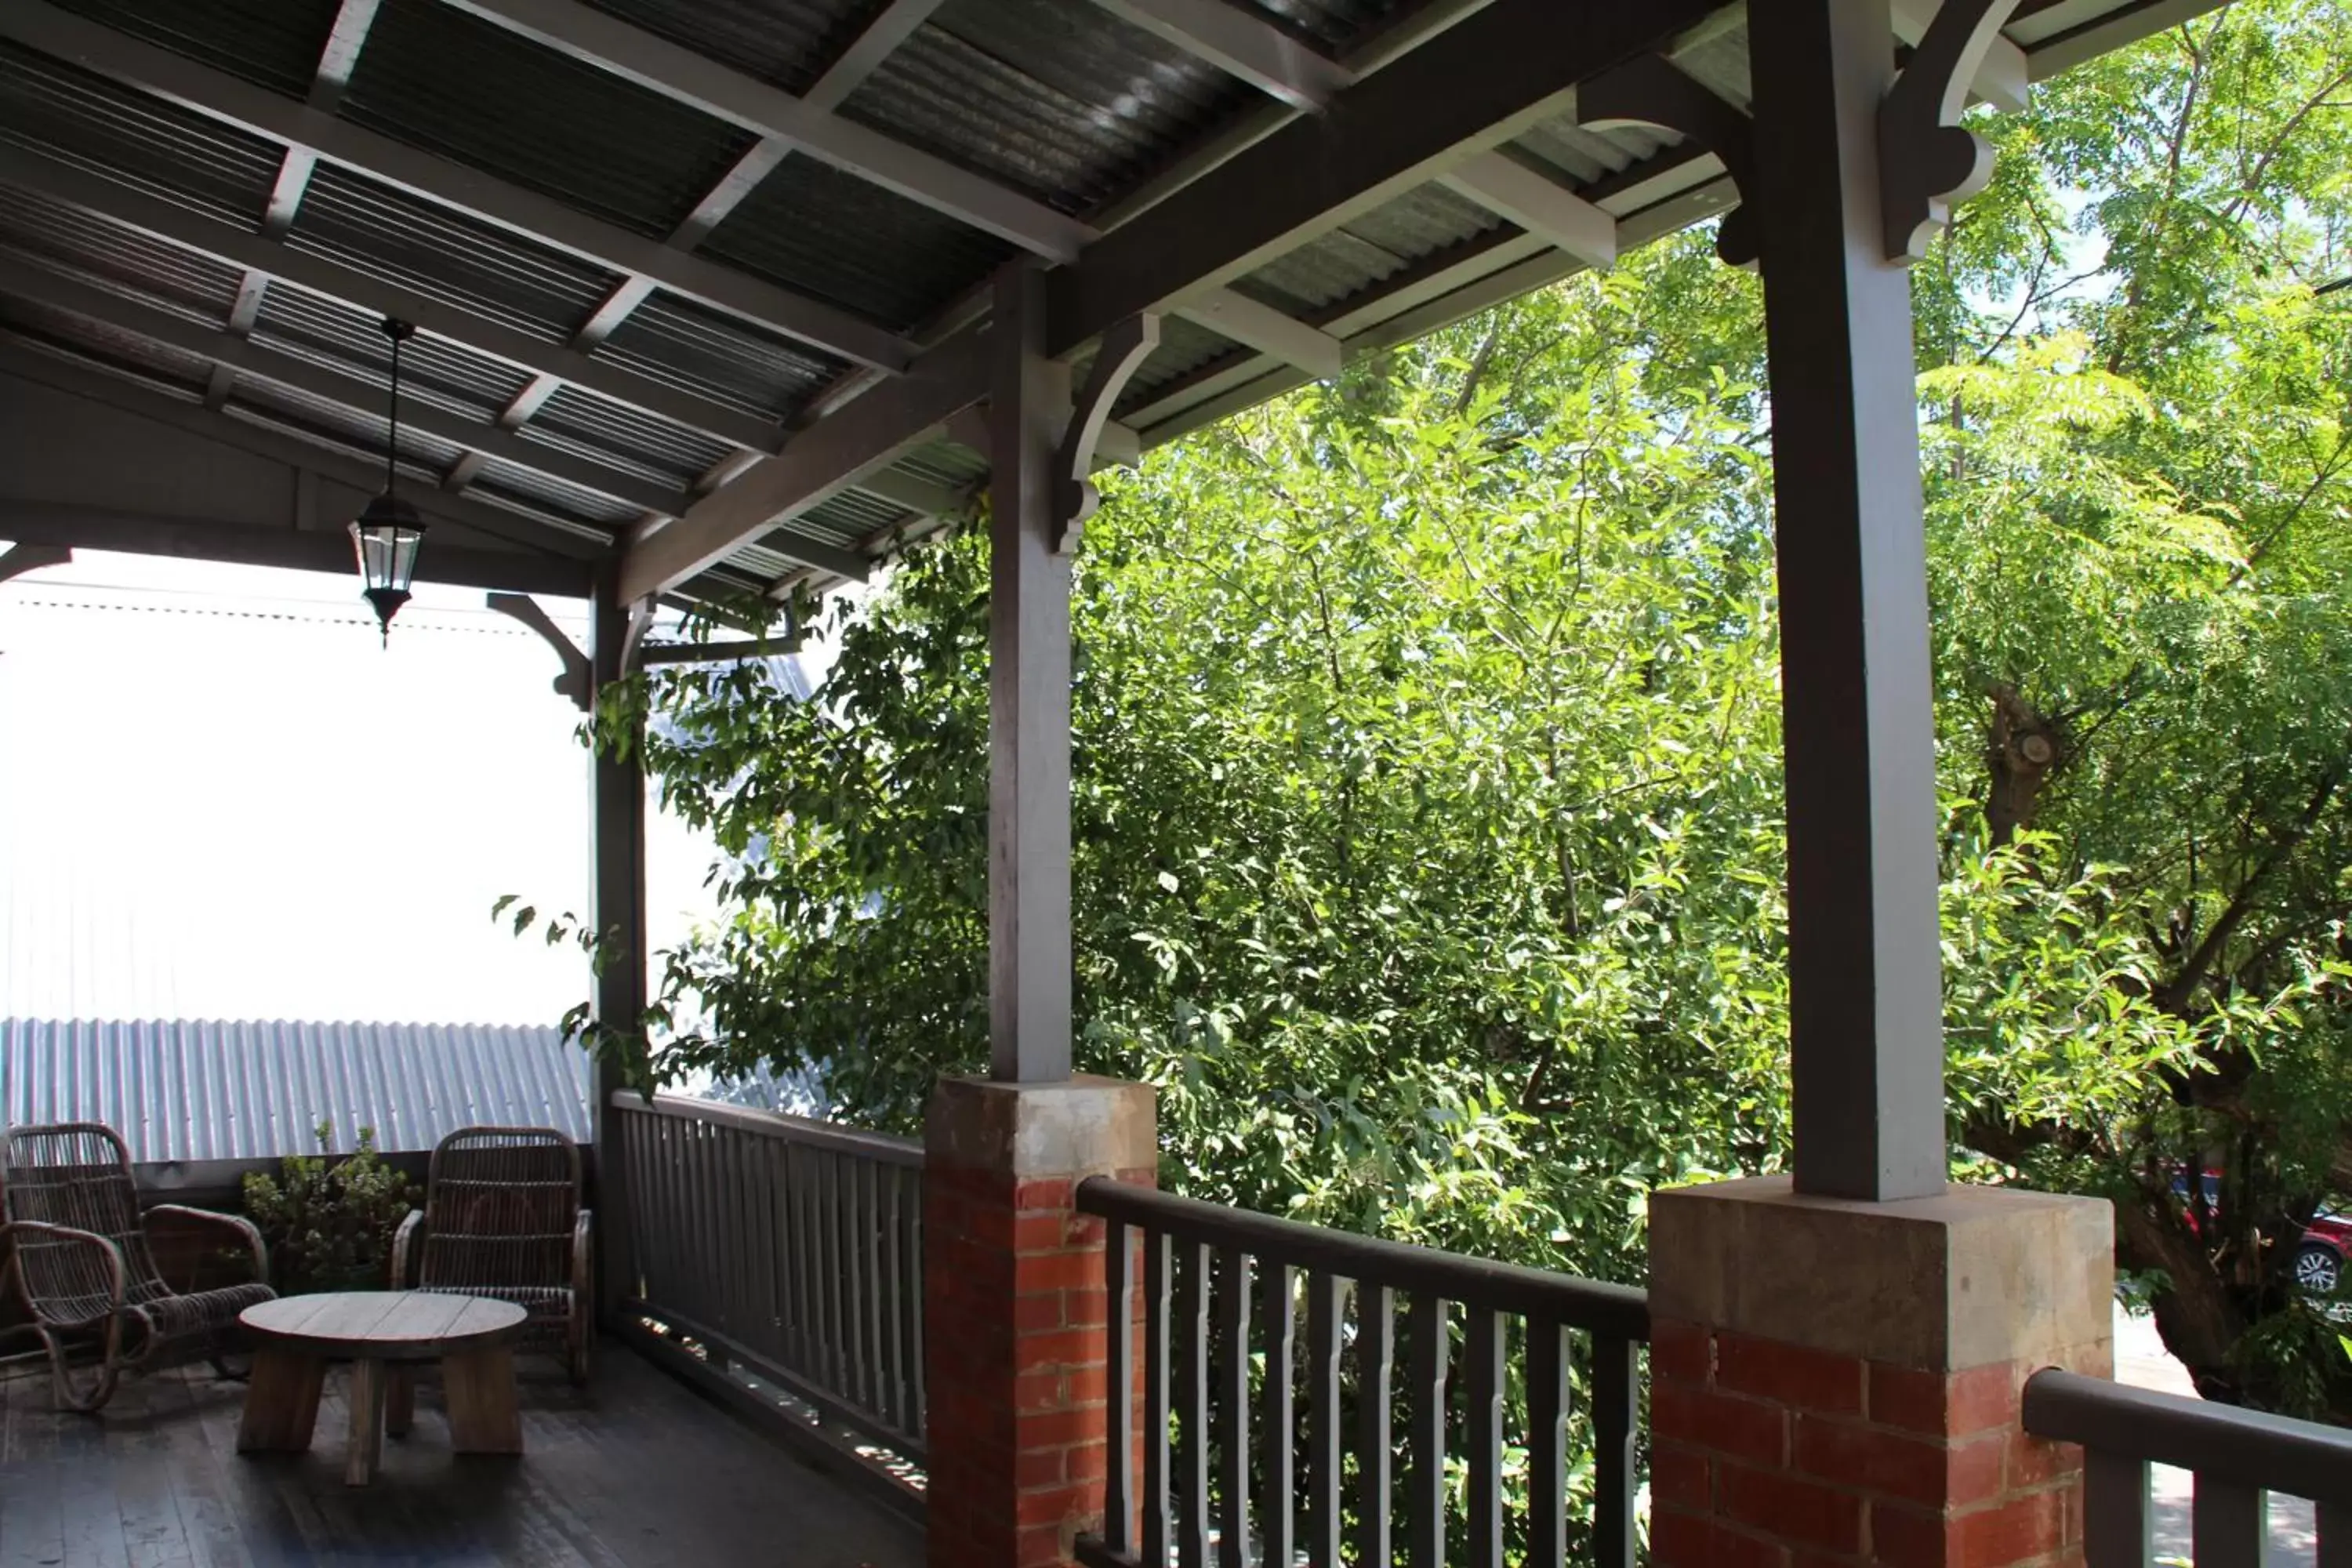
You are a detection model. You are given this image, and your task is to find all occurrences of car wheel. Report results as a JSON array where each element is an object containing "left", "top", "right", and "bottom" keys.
[{"left": 2295, "top": 1242, "right": 2342, "bottom": 1295}]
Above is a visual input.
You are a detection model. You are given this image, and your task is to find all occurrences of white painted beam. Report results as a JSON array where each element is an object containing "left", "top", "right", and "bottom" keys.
[
  {"left": 1891, "top": 0, "right": 2030, "bottom": 112},
  {"left": 436, "top": 0, "right": 1095, "bottom": 261},
  {"left": 1439, "top": 150, "right": 1617, "bottom": 267},
  {"left": 0, "top": 0, "right": 916, "bottom": 373},
  {"left": 1086, "top": 0, "right": 1353, "bottom": 111},
  {"left": 0, "top": 143, "right": 784, "bottom": 453},
  {"left": 1174, "top": 288, "right": 1342, "bottom": 379},
  {"left": 310, "top": 0, "right": 384, "bottom": 109}
]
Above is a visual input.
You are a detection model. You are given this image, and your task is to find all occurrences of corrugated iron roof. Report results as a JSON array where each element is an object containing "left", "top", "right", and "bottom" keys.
[
  {"left": 288, "top": 164, "right": 621, "bottom": 346},
  {"left": 533, "top": 381, "right": 735, "bottom": 488},
  {"left": 593, "top": 291, "right": 838, "bottom": 423},
  {"left": 254, "top": 281, "right": 540, "bottom": 420},
  {"left": 341, "top": 0, "right": 764, "bottom": 242},
  {"left": 0, "top": 183, "right": 247, "bottom": 320},
  {"left": 0, "top": 40, "right": 285, "bottom": 228},
  {"left": 575, "top": 0, "right": 873, "bottom": 98},
  {"left": 1, "top": 1018, "right": 593, "bottom": 1162},
  {"left": 838, "top": 0, "right": 1253, "bottom": 215},
  {"left": 1240, "top": 0, "right": 1406, "bottom": 52},
  {"left": 41, "top": 0, "right": 339, "bottom": 100},
  {"left": 699, "top": 151, "right": 1012, "bottom": 332}
]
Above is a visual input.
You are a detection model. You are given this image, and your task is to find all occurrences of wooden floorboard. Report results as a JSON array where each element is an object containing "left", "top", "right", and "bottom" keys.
[{"left": 0, "top": 1341, "right": 925, "bottom": 1568}]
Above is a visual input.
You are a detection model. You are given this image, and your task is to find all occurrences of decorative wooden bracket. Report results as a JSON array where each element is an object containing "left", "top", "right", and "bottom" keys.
[
  {"left": 1579, "top": 54, "right": 1761, "bottom": 268},
  {"left": 487, "top": 591, "right": 592, "bottom": 711},
  {"left": 1053, "top": 313, "right": 1160, "bottom": 553},
  {"left": 1881, "top": 0, "right": 2027, "bottom": 260},
  {"left": 0, "top": 543, "right": 71, "bottom": 587},
  {"left": 619, "top": 595, "right": 654, "bottom": 677}
]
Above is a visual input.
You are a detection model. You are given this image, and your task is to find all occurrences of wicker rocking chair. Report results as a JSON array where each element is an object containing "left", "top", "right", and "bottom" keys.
[
  {"left": 391, "top": 1125, "right": 592, "bottom": 1383},
  {"left": 0, "top": 1122, "right": 275, "bottom": 1412}
]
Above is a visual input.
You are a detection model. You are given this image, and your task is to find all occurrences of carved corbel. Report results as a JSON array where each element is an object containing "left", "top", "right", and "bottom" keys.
[
  {"left": 487, "top": 591, "right": 592, "bottom": 711},
  {"left": 0, "top": 543, "right": 71, "bottom": 587},
  {"left": 1579, "top": 53, "right": 1761, "bottom": 268},
  {"left": 1881, "top": 0, "right": 2027, "bottom": 260},
  {"left": 619, "top": 596, "right": 654, "bottom": 677},
  {"left": 1053, "top": 313, "right": 1160, "bottom": 553}
]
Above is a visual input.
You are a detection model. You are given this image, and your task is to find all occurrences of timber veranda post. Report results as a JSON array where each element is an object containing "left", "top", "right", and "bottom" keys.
[{"left": 586, "top": 565, "right": 646, "bottom": 1331}]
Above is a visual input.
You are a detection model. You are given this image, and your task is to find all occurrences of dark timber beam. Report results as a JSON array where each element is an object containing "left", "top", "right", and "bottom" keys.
[
  {"left": 0, "top": 542, "right": 71, "bottom": 586},
  {"left": 1047, "top": 0, "right": 1727, "bottom": 358},
  {"left": 587, "top": 567, "right": 647, "bottom": 1326},
  {"left": 1751, "top": 0, "right": 1947, "bottom": 1200},
  {"left": 0, "top": 502, "right": 593, "bottom": 597}
]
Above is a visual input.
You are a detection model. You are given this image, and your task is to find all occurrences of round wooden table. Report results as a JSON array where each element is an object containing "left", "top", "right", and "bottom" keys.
[{"left": 235, "top": 1290, "right": 528, "bottom": 1486}]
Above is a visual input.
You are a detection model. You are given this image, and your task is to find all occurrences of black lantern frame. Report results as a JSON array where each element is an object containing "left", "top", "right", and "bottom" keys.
[{"left": 350, "top": 316, "right": 423, "bottom": 644}]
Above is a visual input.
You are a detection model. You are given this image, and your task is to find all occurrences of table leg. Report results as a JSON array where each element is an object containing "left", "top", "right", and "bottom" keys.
[
  {"left": 344, "top": 1359, "right": 387, "bottom": 1486},
  {"left": 236, "top": 1349, "right": 325, "bottom": 1454},
  {"left": 385, "top": 1366, "right": 415, "bottom": 1438},
  {"left": 443, "top": 1345, "right": 521, "bottom": 1454}
]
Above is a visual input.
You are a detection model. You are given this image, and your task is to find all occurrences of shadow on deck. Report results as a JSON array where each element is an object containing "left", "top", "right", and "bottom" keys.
[{"left": 0, "top": 1340, "right": 926, "bottom": 1567}]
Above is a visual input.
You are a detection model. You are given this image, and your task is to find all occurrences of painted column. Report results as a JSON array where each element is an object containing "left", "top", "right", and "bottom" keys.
[{"left": 586, "top": 567, "right": 645, "bottom": 1326}]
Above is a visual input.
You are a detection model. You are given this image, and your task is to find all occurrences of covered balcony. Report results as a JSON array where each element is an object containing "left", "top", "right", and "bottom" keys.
[{"left": 3, "top": 0, "right": 2350, "bottom": 1565}]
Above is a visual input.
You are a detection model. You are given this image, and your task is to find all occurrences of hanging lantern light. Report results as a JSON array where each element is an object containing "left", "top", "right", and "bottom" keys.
[{"left": 350, "top": 316, "right": 423, "bottom": 645}]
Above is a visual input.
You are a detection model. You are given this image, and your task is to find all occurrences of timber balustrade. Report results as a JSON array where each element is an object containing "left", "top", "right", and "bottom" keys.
[
  {"left": 1075, "top": 1177, "right": 1650, "bottom": 1568},
  {"left": 2023, "top": 1367, "right": 2352, "bottom": 1566},
  {"left": 607, "top": 1091, "right": 926, "bottom": 1461}
]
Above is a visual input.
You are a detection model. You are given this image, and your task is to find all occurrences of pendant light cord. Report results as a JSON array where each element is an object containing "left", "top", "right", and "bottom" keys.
[{"left": 383, "top": 321, "right": 404, "bottom": 499}]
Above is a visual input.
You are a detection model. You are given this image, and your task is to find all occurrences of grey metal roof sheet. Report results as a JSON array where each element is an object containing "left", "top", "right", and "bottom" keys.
[
  {"left": 232, "top": 368, "right": 470, "bottom": 474},
  {"left": 0, "top": 40, "right": 285, "bottom": 228},
  {"left": 838, "top": 0, "right": 1253, "bottom": 216},
  {"left": 0, "top": 293, "right": 212, "bottom": 390},
  {"left": 1239, "top": 0, "right": 1406, "bottom": 52},
  {"left": 593, "top": 290, "right": 840, "bottom": 423},
  {"left": 575, "top": 0, "right": 872, "bottom": 98},
  {"left": 253, "top": 281, "right": 540, "bottom": 419},
  {"left": 42, "top": 0, "right": 340, "bottom": 100},
  {"left": 341, "top": 0, "right": 764, "bottom": 241},
  {"left": 287, "top": 164, "right": 622, "bottom": 346},
  {"left": 0, "top": 182, "right": 247, "bottom": 319},
  {"left": 533, "top": 381, "right": 735, "bottom": 487},
  {"left": 699, "top": 151, "right": 1013, "bottom": 332},
  {"left": 471, "top": 455, "right": 641, "bottom": 527},
  {"left": 1, "top": 1018, "right": 594, "bottom": 1163}
]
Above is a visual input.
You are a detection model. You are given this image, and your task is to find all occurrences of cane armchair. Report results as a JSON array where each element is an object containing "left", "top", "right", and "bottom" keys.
[
  {"left": 391, "top": 1125, "right": 591, "bottom": 1382},
  {"left": 0, "top": 1122, "right": 275, "bottom": 1411}
]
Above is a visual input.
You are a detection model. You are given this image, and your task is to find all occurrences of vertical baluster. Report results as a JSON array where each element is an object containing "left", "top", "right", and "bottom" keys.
[
  {"left": 1405, "top": 1294, "right": 1450, "bottom": 1568},
  {"left": 1304, "top": 1273, "right": 1342, "bottom": 1568},
  {"left": 684, "top": 1123, "right": 710, "bottom": 1328},
  {"left": 1259, "top": 1261, "right": 1296, "bottom": 1568},
  {"left": 2318, "top": 1501, "right": 2351, "bottom": 1568},
  {"left": 1216, "top": 1248, "right": 1251, "bottom": 1567},
  {"left": 719, "top": 1128, "right": 744, "bottom": 1337},
  {"left": 2082, "top": 1450, "right": 2151, "bottom": 1568},
  {"left": 1591, "top": 1336, "right": 1637, "bottom": 1568},
  {"left": 845, "top": 1154, "right": 869, "bottom": 1414},
  {"left": 821, "top": 1149, "right": 843, "bottom": 1396},
  {"left": 793, "top": 1142, "right": 816, "bottom": 1378},
  {"left": 1356, "top": 1284, "right": 1395, "bottom": 1568},
  {"left": 1143, "top": 1229, "right": 1174, "bottom": 1568},
  {"left": 1524, "top": 1321, "right": 1568, "bottom": 1568},
  {"left": 865, "top": 1158, "right": 886, "bottom": 1425},
  {"left": 1464, "top": 1309, "right": 1503, "bottom": 1568},
  {"left": 1104, "top": 1216, "right": 1135, "bottom": 1555},
  {"left": 883, "top": 1160, "right": 905, "bottom": 1435},
  {"left": 760, "top": 1137, "right": 786, "bottom": 1363},
  {"left": 2193, "top": 1475, "right": 2265, "bottom": 1568},
  {"left": 906, "top": 1163, "right": 926, "bottom": 1443},
  {"left": 1178, "top": 1240, "right": 1213, "bottom": 1568}
]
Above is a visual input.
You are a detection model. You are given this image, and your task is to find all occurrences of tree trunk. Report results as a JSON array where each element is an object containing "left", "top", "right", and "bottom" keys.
[{"left": 1985, "top": 685, "right": 2066, "bottom": 847}]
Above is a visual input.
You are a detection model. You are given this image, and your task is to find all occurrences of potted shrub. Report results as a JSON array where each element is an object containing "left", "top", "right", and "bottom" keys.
[{"left": 241, "top": 1121, "right": 415, "bottom": 1295}]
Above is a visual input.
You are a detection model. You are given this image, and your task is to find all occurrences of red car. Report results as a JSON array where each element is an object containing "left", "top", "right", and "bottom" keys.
[{"left": 2174, "top": 1171, "right": 2346, "bottom": 1294}]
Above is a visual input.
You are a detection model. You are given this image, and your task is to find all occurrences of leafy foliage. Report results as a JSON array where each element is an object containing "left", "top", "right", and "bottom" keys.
[
  {"left": 241, "top": 1122, "right": 415, "bottom": 1296},
  {"left": 528, "top": 0, "right": 2352, "bottom": 1417}
]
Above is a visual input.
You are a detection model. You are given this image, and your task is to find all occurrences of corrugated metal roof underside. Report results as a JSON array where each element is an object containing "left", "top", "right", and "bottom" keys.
[
  {"left": 287, "top": 165, "right": 622, "bottom": 346},
  {"left": 593, "top": 291, "right": 841, "bottom": 423},
  {"left": 254, "top": 281, "right": 539, "bottom": 418},
  {"left": 699, "top": 151, "right": 1013, "bottom": 332},
  {"left": 0, "top": 40, "right": 284, "bottom": 229},
  {"left": 838, "top": 0, "right": 1255, "bottom": 215},
  {"left": 891, "top": 441, "right": 987, "bottom": 491},
  {"left": 532, "top": 381, "right": 735, "bottom": 488},
  {"left": 0, "top": 295, "right": 212, "bottom": 390},
  {"left": 798, "top": 485, "right": 902, "bottom": 544},
  {"left": 575, "top": 0, "right": 874, "bottom": 98},
  {"left": 42, "top": 0, "right": 339, "bottom": 100},
  {"left": 0, "top": 183, "right": 247, "bottom": 321},
  {"left": 1241, "top": 0, "right": 1410, "bottom": 51},
  {"left": 1, "top": 1018, "right": 594, "bottom": 1161},
  {"left": 340, "top": 0, "right": 764, "bottom": 242}
]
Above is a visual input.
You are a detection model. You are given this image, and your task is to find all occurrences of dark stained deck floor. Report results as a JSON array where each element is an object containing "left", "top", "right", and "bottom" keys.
[{"left": 0, "top": 1340, "right": 925, "bottom": 1568}]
